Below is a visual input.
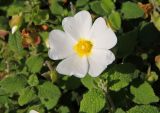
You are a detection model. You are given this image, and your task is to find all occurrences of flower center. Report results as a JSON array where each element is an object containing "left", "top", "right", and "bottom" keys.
[{"left": 73, "top": 39, "right": 93, "bottom": 57}]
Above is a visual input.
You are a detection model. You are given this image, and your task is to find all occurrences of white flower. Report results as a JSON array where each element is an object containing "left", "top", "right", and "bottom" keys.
[
  {"left": 29, "top": 110, "right": 39, "bottom": 113},
  {"left": 48, "top": 11, "right": 117, "bottom": 78}
]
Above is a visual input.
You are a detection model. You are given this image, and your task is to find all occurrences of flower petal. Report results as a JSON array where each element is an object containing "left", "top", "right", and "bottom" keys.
[
  {"left": 88, "top": 49, "right": 115, "bottom": 77},
  {"left": 48, "top": 30, "right": 75, "bottom": 60},
  {"left": 62, "top": 10, "right": 92, "bottom": 40},
  {"left": 89, "top": 17, "right": 117, "bottom": 49},
  {"left": 56, "top": 54, "right": 88, "bottom": 78}
]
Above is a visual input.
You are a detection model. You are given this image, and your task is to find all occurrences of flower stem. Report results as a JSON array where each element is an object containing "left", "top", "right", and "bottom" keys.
[
  {"left": 105, "top": 90, "right": 116, "bottom": 113},
  {"left": 99, "top": 80, "right": 116, "bottom": 113}
]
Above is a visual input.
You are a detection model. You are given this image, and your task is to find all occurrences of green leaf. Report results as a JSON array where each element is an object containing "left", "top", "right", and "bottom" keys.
[
  {"left": 108, "top": 63, "right": 136, "bottom": 91},
  {"left": 28, "top": 105, "right": 45, "bottom": 113},
  {"left": 90, "top": 1, "right": 105, "bottom": 16},
  {"left": 127, "top": 105, "right": 160, "bottom": 113},
  {"left": 38, "top": 82, "right": 61, "bottom": 109},
  {"left": 121, "top": 1, "right": 144, "bottom": 19},
  {"left": 28, "top": 74, "right": 39, "bottom": 86},
  {"left": 50, "top": 0, "right": 64, "bottom": 15},
  {"left": 58, "top": 106, "right": 70, "bottom": 113},
  {"left": 117, "top": 28, "right": 138, "bottom": 58},
  {"left": 18, "top": 87, "right": 37, "bottom": 106},
  {"left": 0, "top": 75, "right": 27, "bottom": 94},
  {"left": 0, "top": 89, "right": 11, "bottom": 105},
  {"left": 26, "top": 55, "right": 44, "bottom": 73},
  {"left": 33, "top": 10, "right": 49, "bottom": 25},
  {"left": 81, "top": 75, "right": 98, "bottom": 90},
  {"left": 8, "top": 32, "right": 24, "bottom": 55},
  {"left": 80, "top": 89, "right": 105, "bottom": 113},
  {"left": 101, "top": 0, "right": 115, "bottom": 15},
  {"left": 0, "top": 96, "right": 10, "bottom": 105},
  {"left": 130, "top": 82, "right": 159, "bottom": 104},
  {"left": 39, "top": 32, "right": 49, "bottom": 43},
  {"left": 115, "top": 108, "right": 126, "bottom": 113},
  {"left": 151, "top": 11, "right": 160, "bottom": 31},
  {"left": 108, "top": 11, "right": 121, "bottom": 31},
  {"left": 7, "top": 1, "right": 24, "bottom": 16},
  {"left": 76, "top": 0, "right": 89, "bottom": 7}
]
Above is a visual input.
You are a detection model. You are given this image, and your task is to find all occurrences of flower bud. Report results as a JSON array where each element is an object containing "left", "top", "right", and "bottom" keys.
[
  {"left": 41, "top": 25, "right": 48, "bottom": 31},
  {"left": 50, "top": 70, "right": 58, "bottom": 83},
  {"left": 147, "top": 71, "right": 158, "bottom": 83},
  {"left": 34, "top": 36, "right": 41, "bottom": 45},
  {"left": 9, "top": 14, "right": 23, "bottom": 34}
]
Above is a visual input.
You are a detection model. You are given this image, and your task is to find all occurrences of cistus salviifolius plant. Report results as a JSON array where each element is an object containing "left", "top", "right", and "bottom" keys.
[{"left": 0, "top": 0, "right": 160, "bottom": 113}]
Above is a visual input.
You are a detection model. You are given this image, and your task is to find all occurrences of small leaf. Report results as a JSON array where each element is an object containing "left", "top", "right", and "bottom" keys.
[
  {"left": 28, "top": 105, "right": 45, "bottom": 113},
  {"left": 108, "top": 63, "right": 135, "bottom": 91},
  {"left": 0, "top": 75, "right": 27, "bottom": 93},
  {"left": 81, "top": 75, "right": 98, "bottom": 90},
  {"left": 38, "top": 82, "right": 61, "bottom": 109},
  {"left": 80, "top": 89, "right": 105, "bottom": 113},
  {"left": 33, "top": 10, "right": 49, "bottom": 25},
  {"left": 26, "top": 55, "right": 44, "bottom": 73},
  {"left": 7, "top": 1, "right": 24, "bottom": 16},
  {"left": 18, "top": 87, "right": 37, "bottom": 106},
  {"left": 127, "top": 105, "right": 160, "bottom": 113},
  {"left": 58, "top": 106, "right": 70, "bottom": 113},
  {"left": 8, "top": 32, "right": 24, "bottom": 55},
  {"left": 130, "top": 82, "right": 159, "bottom": 104},
  {"left": 28, "top": 74, "right": 39, "bottom": 86},
  {"left": 101, "top": 0, "right": 115, "bottom": 15},
  {"left": 121, "top": 1, "right": 144, "bottom": 19},
  {"left": 151, "top": 11, "right": 160, "bottom": 31},
  {"left": 90, "top": 1, "right": 105, "bottom": 16},
  {"left": 76, "top": 0, "right": 89, "bottom": 7},
  {"left": 108, "top": 11, "right": 121, "bottom": 31},
  {"left": 49, "top": 0, "right": 64, "bottom": 15},
  {"left": 115, "top": 108, "right": 126, "bottom": 113}
]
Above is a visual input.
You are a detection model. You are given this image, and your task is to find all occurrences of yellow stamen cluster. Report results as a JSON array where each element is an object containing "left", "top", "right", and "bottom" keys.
[{"left": 74, "top": 39, "right": 93, "bottom": 57}]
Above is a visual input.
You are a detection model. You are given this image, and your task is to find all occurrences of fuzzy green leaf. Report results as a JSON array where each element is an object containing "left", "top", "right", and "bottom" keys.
[
  {"left": 81, "top": 75, "right": 99, "bottom": 90},
  {"left": 80, "top": 89, "right": 105, "bottom": 113},
  {"left": 90, "top": 1, "right": 105, "bottom": 15},
  {"left": 50, "top": 0, "right": 64, "bottom": 15},
  {"left": 115, "top": 108, "right": 126, "bottom": 113},
  {"left": 108, "top": 11, "right": 121, "bottom": 30},
  {"left": 121, "top": 1, "right": 144, "bottom": 19},
  {"left": 109, "top": 63, "right": 135, "bottom": 91},
  {"left": 8, "top": 32, "right": 24, "bottom": 55},
  {"left": 26, "top": 55, "right": 44, "bottom": 73},
  {"left": 18, "top": 87, "right": 37, "bottom": 106},
  {"left": 130, "top": 82, "right": 159, "bottom": 104},
  {"left": 101, "top": 0, "right": 115, "bottom": 15},
  {"left": 127, "top": 105, "right": 160, "bottom": 113},
  {"left": 0, "top": 75, "right": 27, "bottom": 94},
  {"left": 28, "top": 74, "right": 39, "bottom": 86},
  {"left": 58, "top": 106, "right": 70, "bottom": 113},
  {"left": 38, "top": 82, "right": 61, "bottom": 109},
  {"left": 76, "top": 0, "right": 89, "bottom": 7}
]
